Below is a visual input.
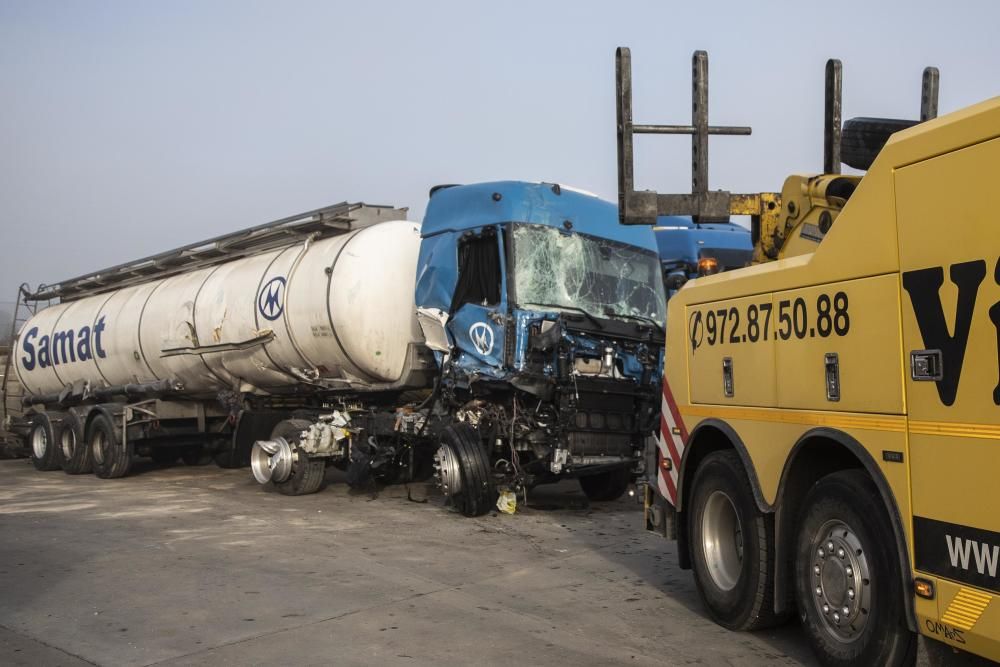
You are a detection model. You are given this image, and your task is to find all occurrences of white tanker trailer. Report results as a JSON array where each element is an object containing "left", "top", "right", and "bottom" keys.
[{"left": 3, "top": 182, "right": 666, "bottom": 515}]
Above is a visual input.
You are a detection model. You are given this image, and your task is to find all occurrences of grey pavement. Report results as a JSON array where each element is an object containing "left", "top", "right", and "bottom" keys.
[{"left": 0, "top": 458, "right": 818, "bottom": 666}]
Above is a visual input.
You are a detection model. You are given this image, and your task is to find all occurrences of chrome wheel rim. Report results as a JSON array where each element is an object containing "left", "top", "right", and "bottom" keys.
[
  {"left": 31, "top": 424, "right": 48, "bottom": 459},
  {"left": 701, "top": 490, "right": 743, "bottom": 591},
  {"left": 809, "top": 519, "right": 872, "bottom": 642},
  {"left": 251, "top": 437, "right": 294, "bottom": 484},
  {"left": 61, "top": 428, "right": 76, "bottom": 459},
  {"left": 433, "top": 444, "right": 462, "bottom": 496},
  {"left": 92, "top": 430, "right": 108, "bottom": 465}
]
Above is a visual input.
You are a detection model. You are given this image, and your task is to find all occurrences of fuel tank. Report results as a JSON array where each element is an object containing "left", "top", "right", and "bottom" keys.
[{"left": 14, "top": 220, "right": 426, "bottom": 397}]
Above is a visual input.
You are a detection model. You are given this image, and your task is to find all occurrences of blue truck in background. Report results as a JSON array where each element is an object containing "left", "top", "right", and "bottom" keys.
[{"left": 654, "top": 215, "right": 752, "bottom": 296}]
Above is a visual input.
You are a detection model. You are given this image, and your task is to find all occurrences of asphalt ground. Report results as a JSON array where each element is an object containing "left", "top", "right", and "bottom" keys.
[{"left": 0, "top": 458, "right": 843, "bottom": 666}]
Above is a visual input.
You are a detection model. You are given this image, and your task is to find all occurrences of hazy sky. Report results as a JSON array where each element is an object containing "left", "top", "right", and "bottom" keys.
[{"left": 2, "top": 0, "right": 998, "bottom": 305}]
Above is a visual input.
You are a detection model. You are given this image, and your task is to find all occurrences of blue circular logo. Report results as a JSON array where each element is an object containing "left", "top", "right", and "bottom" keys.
[{"left": 258, "top": 276, "right": 286, "bottom": 321}]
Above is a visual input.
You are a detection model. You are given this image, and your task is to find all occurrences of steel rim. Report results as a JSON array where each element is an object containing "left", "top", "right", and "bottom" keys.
[
  {"left": 31, "top": 424, "right": 49, "bottom": 459},
  {"left": 433, "top": 444, "right": 462, "bottom": 497},
  {"left": 61, "top": 427, "right": 76, "bottom": 459},
  {"left": 701, "top": 490, "right": 743, "bottom": 591},
  {"left": 251, "top": 437, "right": 294, "bottom": 484},
  {"left": 92, "top": 430, "right": 108, "bottom": 465},
  {"left": 809, "top": 519, "right": 872, "bottom": 642}
]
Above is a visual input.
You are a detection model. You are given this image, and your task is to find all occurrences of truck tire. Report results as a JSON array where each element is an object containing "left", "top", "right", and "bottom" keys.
[
  {"left": 59, "top": 412, "right": 92, "bottom": 475},
  {"left": 438, "top": 423, "right": 495, "bottom": 517},
  {"left": 794, "top": 470, "right": 916, "bottom": 667},
  {"left": 90, "top": 413, "right": 132, "bottom": 479},
  {"left": 688, "top": 450, "right": 785, "bottom": 631},
  {"left": 840, "top": 117, "right": 919, "bottom": 170},
  {"left": 578, "top": 467, "right": 631, "bottom": 501},
  {"left": 270, "top": 419, "right": 325, "bottom": 496},
  {"left": 28, "top": 413, "right": 63, "bottom": 471}
]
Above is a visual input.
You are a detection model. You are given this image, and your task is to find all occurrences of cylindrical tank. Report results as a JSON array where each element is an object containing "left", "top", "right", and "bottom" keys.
[{"left": 14, "top": 220, "right": 426, "bottom": 398}]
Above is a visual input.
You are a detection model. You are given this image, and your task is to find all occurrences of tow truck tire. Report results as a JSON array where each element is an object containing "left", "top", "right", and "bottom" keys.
[
  {"left": 440, "top": 423, "right": 495, "bottom": 517},
  {"left": 89, "top": 413, "right": 132, "bottom": 479},
  {"left": 840, "top": 117, "right": 919, "bottom": 171},
  {"left": 29, "top": 414, "right": 63, "bottom": 471},
  {"left": 271, "top": 419, "right": 326, "bottom": 496},
  {"left": 578, "top": 467, "right": 631, "bottom": 501},
  {"left": 794, "top": 470, "right": 916, "bottom": 667},
  {"left": 688, "top": 450, "right": 784, "bottom": 631},
  {"left": 59, "top": 412, "right": 92, "bottom": 475}
]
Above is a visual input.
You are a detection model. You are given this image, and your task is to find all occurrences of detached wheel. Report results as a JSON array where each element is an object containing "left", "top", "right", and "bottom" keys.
[
  {"left": 578, "top": 467, "right": 631, "bottom": 501},
  {"left": 89, "top": 413, "right": 132, "bottom": 479},
  {"left": 251, "top": 419, "right": 325, "bottom": 496},
  {"left": 59, "top": 412, "right": 92, "bottom": 475},
  {"left": 688, "top": 450, "right": 784, "bottom": 630},
  {"left": 794, "top": 470, "right": 916, "bottom": 667},
  {"left": 29, "top": 414, "right": 63, "bottom": 471},
  {"left": 434, "top": 423, "right": 496, "bottom": 517}
]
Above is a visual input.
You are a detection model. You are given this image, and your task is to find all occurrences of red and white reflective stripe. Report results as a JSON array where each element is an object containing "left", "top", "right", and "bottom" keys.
[{"left": 656, "top": 378, "right": 688, "bottom": 506}]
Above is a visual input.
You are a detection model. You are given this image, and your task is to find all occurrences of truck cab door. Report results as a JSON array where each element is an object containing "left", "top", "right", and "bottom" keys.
[
  {"left": 447, "top": 226, "right": 507, "bottom": 369},
  {"left": 896, "top": 137, "right": 1000, "bottom": 636}
]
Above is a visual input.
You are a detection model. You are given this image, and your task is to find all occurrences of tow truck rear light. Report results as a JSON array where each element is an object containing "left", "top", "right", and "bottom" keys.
[{"left": 698, "top": 257, "right": 719, "bottom": 276}]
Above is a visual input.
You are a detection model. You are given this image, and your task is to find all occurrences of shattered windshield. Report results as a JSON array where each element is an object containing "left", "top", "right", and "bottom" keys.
[{"left": 512, "top": 224, "right": 666, "bottom": 325}]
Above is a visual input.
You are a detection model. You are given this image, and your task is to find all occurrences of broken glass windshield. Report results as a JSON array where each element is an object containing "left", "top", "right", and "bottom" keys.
[{"left": 512, "top": 224, "right": 666, "bottom": 325}]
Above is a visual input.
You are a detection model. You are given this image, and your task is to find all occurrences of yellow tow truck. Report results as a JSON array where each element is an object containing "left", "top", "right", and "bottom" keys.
[{"left": 618, "top": 48, "right": 1000, "bottom": 665}]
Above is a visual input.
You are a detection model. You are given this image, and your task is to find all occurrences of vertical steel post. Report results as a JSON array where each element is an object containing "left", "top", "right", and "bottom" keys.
[
  {"left": 691, "top": 51, "right": 709, "bottom": 198},
  {"left": 824, "top": 59, "right": 843, "bottom": 174},
  {"left": 921, "top": 67, "right": 940, "bottom": 121},
  {"left": 616, "top": 47, "right": 635, "bottom": 225}
]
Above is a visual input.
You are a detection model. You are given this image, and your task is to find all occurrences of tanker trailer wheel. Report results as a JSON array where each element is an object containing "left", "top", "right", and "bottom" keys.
[
  {"left": 688, "top": 450, "right": 784, "bottom": 631},
  {"left": 433, "top": 423, "right": 496, "bottom": 517},
  {"left": 89, "top": 413, "right": 133, "bottom": 479},
  {"left": 794, "top": 470, "right": 916, "bottom": 667},
  {"left": 59, "top": 412, "right": 92, "bottom": 475},
  {"left": 250, "top": 419, "right": 325, "bottom": 496},
  {"left": 578, "top": 466, "right": 631, "bottom": 502},
  {"left": 28, "top": 413, "right": 63, "bottom": 471}
]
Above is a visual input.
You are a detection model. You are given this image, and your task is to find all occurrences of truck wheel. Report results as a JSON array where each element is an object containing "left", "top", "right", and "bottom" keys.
[
  {"left": 269, "top": 419, "right": 325, "bottom": 496},
  {"left": 578, "top": 467, "right": 631, "bottom": 501},
  {"left": 794, "top": 470, "right": 916, "bottom": 667},
  {"left": 59, "top": 412, "right": 92, "bottom": 475},
  {"left": 435, "top": 423, "right": 495, "bottom": 517},
  {"left": 29, "top": 414, "right": 63, "bottom": 471},
  {"left": 688, "top": 450, "right": 784, "bottom": 630},
  {"left": 89, "top": 413, "right": 132, "bottom": 479}
]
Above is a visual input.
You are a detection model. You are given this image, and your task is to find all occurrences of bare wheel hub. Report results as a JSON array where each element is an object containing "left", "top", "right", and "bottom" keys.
[
  {"left": 701, "top": 490, "right": 744, "bottom": 591},
  {"left": 31, "top": 424, "right": 48, "bottom": 459},
  {"left": 251, "top": 437, "right": 294, "bottom": 484},
  {"left": 433, "top": 444, "right": 462, "bottom": 496},
  {"left": 810, "top": 519, "right": 871, "bottom": 641}
]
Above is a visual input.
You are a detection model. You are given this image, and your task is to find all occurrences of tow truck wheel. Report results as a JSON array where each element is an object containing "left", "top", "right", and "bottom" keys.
[
  {"left": 59, "top": 412, "right": 92, "bottom": 475},
  {"left": 689, "top": 450, "right": 784, "bottom": 631},
  {"left": 794, "top": 470, "right": 916, "bottom": 667},
  {"left": 89, "top": 413, "right": 133, "bottom": 479},
  {"left": 28, "top": 414, "right": 63, "bottom": 471},
  {"left": 578, "top": 467, "right": 631, "bottom": 501},
  {"left": 435, "top": 423, "right": 495, "bottom": 517}
]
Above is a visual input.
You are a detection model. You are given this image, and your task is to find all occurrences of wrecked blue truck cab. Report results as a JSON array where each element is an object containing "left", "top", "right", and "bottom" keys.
[
  {"left": 415, "top": 182, "right": 665, "bottom": 511},
  {"left": 655, "top": 215, "right": 752, "bottom": 296}
]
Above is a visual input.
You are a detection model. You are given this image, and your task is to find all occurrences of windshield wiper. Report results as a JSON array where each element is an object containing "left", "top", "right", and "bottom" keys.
[
  {"left": 603, "top": 309, "right": 664, "bottom": 333},
  {"left": 521, "top": 302, "right": 604, "bottom": 330}
]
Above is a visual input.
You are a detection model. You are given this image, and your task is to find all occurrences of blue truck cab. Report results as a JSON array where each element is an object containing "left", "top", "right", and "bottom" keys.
[
  {"left": 414, "top": 181, "right": 665, "bottom": 510},
  {"left": 654, "top": 215, "right": 752, "bottom": 296}
]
